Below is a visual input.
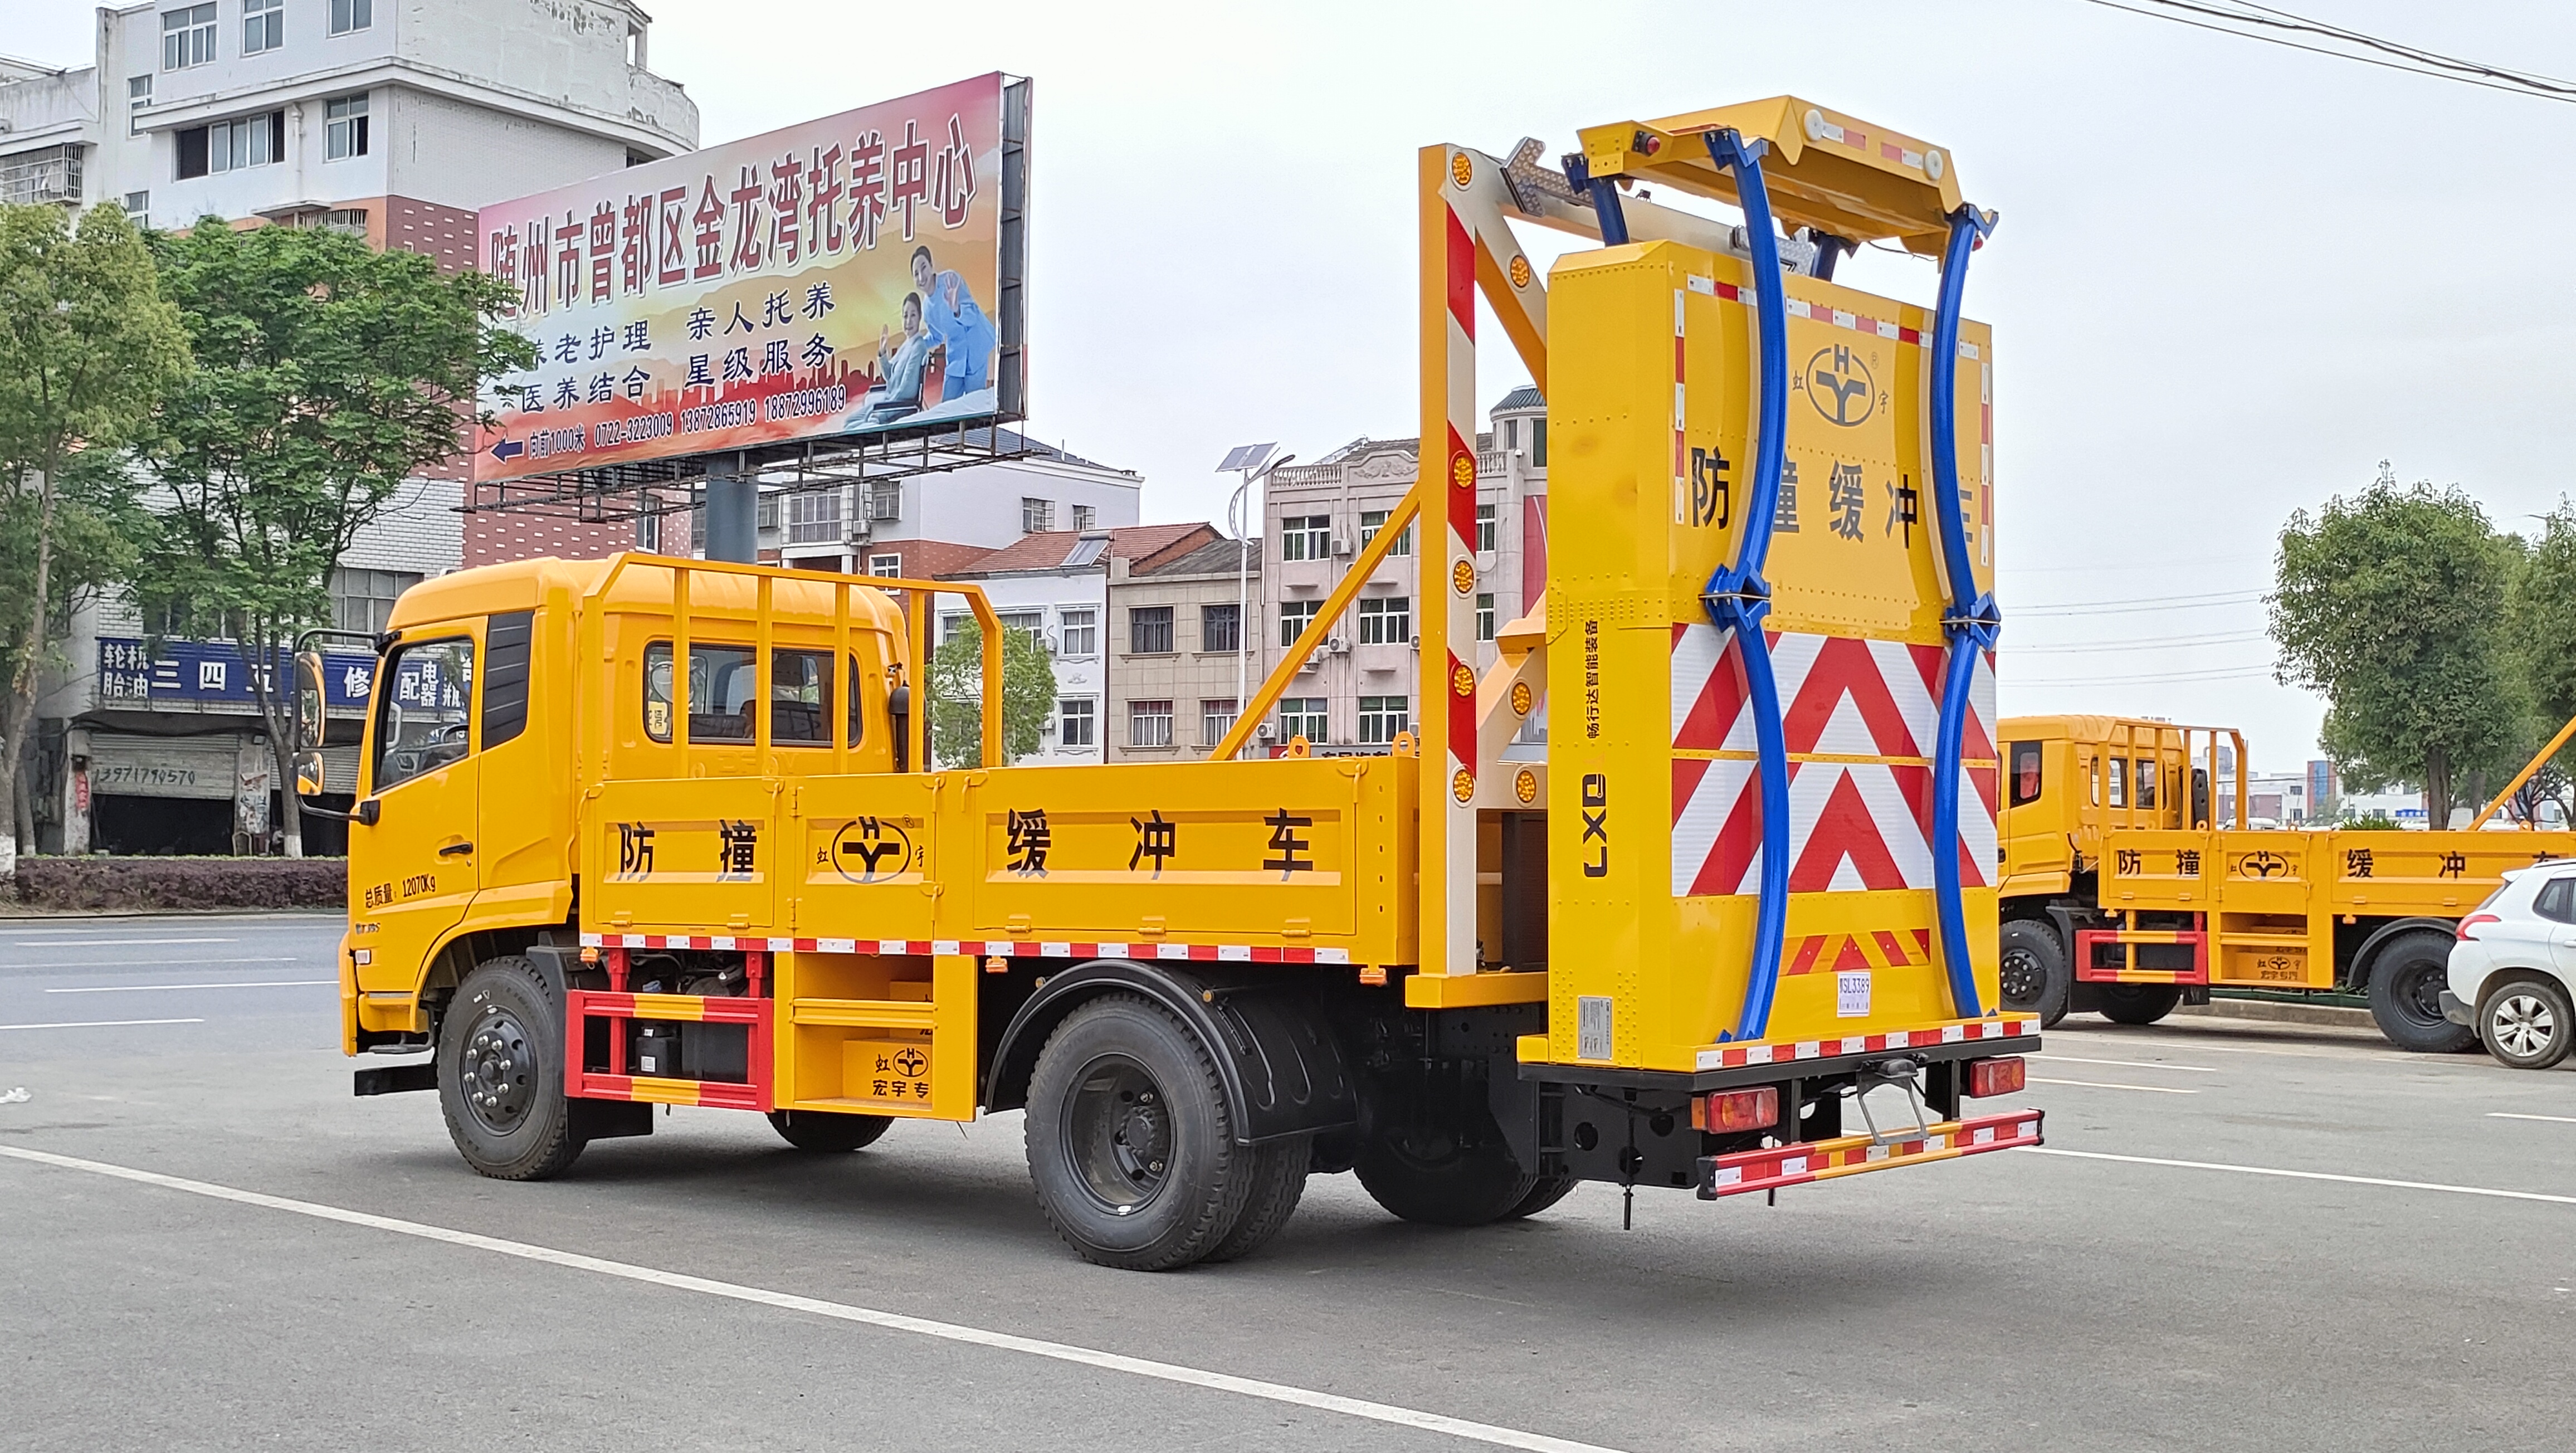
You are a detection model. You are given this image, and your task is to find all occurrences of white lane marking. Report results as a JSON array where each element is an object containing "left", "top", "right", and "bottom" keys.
[
  {"left": 2028, "top": 1076, "right": 2198, "bottom": 1095},
  {"left": 2490, "top": 1113, "right": 2576, "bottom": 1125},
  {"left": 0, "top": 1018, "right": 206, "bottom": 1031},
  {"left": 47, "top": 979, "right": 333, "bottom": 994},
  {"left": 0, "top": 938, "right": 237, "bottom": 948},
  {"left": 32, "top": 957, "right": 301, "bottom": 970},
  {"left": 0, "top": 1145, "right": 1628, "bottom": 1453},
  {"left": 2033, "top": 1147, "right": 2576, "bottom": 1207},
  {"left": 2035, "top": 1055, "right": 2219, "bottom": 1074}
]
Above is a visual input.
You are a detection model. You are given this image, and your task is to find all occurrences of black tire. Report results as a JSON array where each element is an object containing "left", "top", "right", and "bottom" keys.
[
  {"left": 1201, "top": 1135, "right": 1310, "bottom": 1264},
  {"left": 1024, "top": 994, "right": 1256, "bottom": 1271},
  {"left": 1998, "top": 919, "right": 2073, "bottom": 1028},
  {"left": 2367, "top": 930, "right": 2477, "bottom": 1053},
  {"left": 2478, "top": 976, "right": 2576, "bottom": 1071},
  {"left": 1354, "top": 1068, "right": 1535, "bottom": 1227},
  {"left": 1501, "top": 1174, "right": 1579, "bottom": 1220},
  {"left": 2097, "top": 983, "right": 2182, "bottom": 1026},
  {"left": 439, "top": 956, "right": 586, "bottom": 1181},
  {"left": 767, "top": 1108, "right": 893, "bottom": 1152}
]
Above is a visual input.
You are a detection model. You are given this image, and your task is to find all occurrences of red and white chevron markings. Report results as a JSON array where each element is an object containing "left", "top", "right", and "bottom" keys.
[{"left": 1668, "top": 625, "right": 1997, "bottom": 899}]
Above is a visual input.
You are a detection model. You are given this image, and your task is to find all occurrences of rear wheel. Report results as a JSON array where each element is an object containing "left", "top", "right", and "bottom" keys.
[
  {"left": 1024, "top": 995, "right": 1255, "bottom": 1271},
  {"left": 439, "top": 956, "right": 586, "bottom": 1181},
  {"left": 2479, "top": 977, "right": 2575, "bottom": 1070},
  {"left": 2368, "top": 930, "right": 2477, "bottom": 1053},
  {"left": 1202, "top": 1135, "right": 1310, "bottom": 1263},
  {"left": 2097, "top": 983, "right": 2182, "bottom": 1026},
  {"left": 1998, "top": 919, "right": 2072, "bottom": 1028},
  {"left": 1354, "top": 1066, "right": 1535, "bottom": 1227},
  {"left": 1501, "top": 1175, "right": 1579, "bottom": 1220},
  {"left": 767, "top": 1108, "right": 893, "bottom": 1152}
]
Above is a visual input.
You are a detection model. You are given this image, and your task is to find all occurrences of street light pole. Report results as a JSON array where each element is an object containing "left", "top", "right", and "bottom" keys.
[{"left": 1216, "top": 443, "right": 1291, "bottom": 761}]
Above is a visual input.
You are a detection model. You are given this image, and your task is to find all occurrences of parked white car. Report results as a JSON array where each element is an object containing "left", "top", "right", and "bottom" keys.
[{"left": 2446, "top": 863, "right": 2576, "bottom": 1070}]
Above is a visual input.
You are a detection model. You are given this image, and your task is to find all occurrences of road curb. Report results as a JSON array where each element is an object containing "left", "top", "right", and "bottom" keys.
[{"left": 2174, "top": 999, "right": 2377, "bottom": 1029}]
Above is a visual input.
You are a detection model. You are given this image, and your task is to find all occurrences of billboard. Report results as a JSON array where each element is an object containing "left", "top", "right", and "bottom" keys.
[{"left": 472, "top": 74, "right": 1027, "bottom": 484}]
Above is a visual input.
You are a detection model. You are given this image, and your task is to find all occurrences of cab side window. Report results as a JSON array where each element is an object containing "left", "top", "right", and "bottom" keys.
[
  {"left": 644, "top": 642, "right": 757, "bottom": 743},
  {"left": 2135, "top": 758, "right": 2158, "bottom": 810},
  {"left": 770, "top": 650, "right": 868, "bottom": 747},
  {"left": 2008, "top": 741, "right": 2042, "bottom": 807},
  {"left": 373, "top": 637, "right": 475, "bottom": 792},
  {"left": 2107, "top": 757, "right": 2128, "bottom": 808}
]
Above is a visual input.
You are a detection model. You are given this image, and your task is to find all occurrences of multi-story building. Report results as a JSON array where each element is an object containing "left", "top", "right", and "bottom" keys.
[
  {"left": 934, "top": 525, "right": 1218, "bottom": 767},
  {"left": 756, "top": 430, "right": 1144, "bottom": 582},
  {"left": 1255, "top": 388, "right": 1546, "bottom": 753},
  {"left": 2, "top": 0, "right": 697, "bottom": 854},
  {"left": 1105, "top": 534, "right": 1262, "bottom": 764}
]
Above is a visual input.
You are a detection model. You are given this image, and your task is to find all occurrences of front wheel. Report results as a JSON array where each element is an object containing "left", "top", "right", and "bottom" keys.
[
  {"left": 1998, "top": 919, "right": 2072, "bottom": 1028},
  {"left": 2479, "top": 978, "right": 2575, "bottom": 1070},
  {"left": 2368, "top": 931, "right": 2477, "bottom": 1053},
  {"left": 2097, "top": 983, "right": 2182, "bottom": 1026},
  {"left": 1024, "top": 994, "right": 1255, "bottom": 1271},
  {"left": 439, "top": 956, "right": 586, "bottom": 1181}
]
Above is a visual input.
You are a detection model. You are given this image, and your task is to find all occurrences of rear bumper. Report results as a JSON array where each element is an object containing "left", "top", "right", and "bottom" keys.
[
  {"left": 2439, "top": 989, "right": 2472, "bottom": 1026},
  {"left": 1699, "top": 1108, "right": 2044, "bottom": 1199},
  {"left": 1521, "top": 1016, "right": 2041, "bottom": 1093}
]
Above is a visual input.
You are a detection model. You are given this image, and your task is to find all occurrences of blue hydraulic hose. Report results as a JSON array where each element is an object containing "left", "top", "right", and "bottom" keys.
[
  {"left": 1699, "top": 129, "right": 1793, "bottom": 1042},
  {"left": 1928, "top": 204, "right": 2000, "bottom": 1021}
]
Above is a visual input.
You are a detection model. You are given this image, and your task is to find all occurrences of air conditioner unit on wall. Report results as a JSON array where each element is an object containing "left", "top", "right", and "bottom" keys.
[
  {"left": 1325, "top": 637, "right": 1351, "bottom": 656},
  {"left": 1330, "top": 536, "right": 1353, "bottom": 557}
]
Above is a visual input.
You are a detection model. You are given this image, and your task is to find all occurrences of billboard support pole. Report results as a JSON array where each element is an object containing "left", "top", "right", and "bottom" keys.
[{"left": 704, "top": 464, "right": 756, "bottom": 563}]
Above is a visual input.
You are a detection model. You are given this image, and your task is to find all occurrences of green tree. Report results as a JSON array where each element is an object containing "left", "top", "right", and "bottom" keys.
[
  {"left": 928, "top": 622, "right": 1057, "bottom": 768},
  {"left": 2504, "top": 498, "right": 2576, "bottom": 825},
  {"left": 0, "top": 202, "right": 188, "bottom": 873},
  {"left": 134, "top": 220, "right": 531, "bottom": 856},
  {"left": 2270, "top": 464, "right": 2528, "bottom": 829}
]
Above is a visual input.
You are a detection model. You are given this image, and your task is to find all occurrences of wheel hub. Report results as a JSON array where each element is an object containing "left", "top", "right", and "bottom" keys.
[
  {"left": 1998, "top": 947, "right": 2042, "bottom": 1006},
  {"left": 2491, "top": 993, "right": 2558, "bottom": 1059},
  {"left": 2392, "top": 964, "right": 2446, "bottom": 1026},
  {"left": 1066, "top": 1057, "right": 1170, "bottom": 1212},
  {"left": 462, "top": 1008, "right": 536, "bottom": 1134}
]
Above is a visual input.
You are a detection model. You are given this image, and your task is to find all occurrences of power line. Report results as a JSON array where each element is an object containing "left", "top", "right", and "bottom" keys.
[
  {"left": 2008, "top": 666, "right": 2281, "bottom": 686},
  {"left": 2076, "top": 0, "right": 2576, "bottom": 104},
  {"left": 2011, "top": 631, "right": 2267, "bottom": 654},
  {"left": 2016, "top": 589, "right": 2267, "bottom": 618}
]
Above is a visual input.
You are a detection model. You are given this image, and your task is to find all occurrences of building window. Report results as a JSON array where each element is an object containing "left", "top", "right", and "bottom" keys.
[
  {"left": 867, "top": 553, "right": 901, "bottom": 577},
  {"left": 181, "top": 112, "right": 285, "bottom": 178},
  {"left": 1201, "top": 699, "right": 1237, "bottom": 745},
  {"left": 784, "top": 489, "right": 842, "bottom": 544},
  {"left": 1280, "top": 515, "right": 1330, "bottom": 562},
  {"left": 1357, "top": 596, "right": 1410, "bottom": 645},
  {"left": 998, "top": 611, "right": 1045, "bottom": 647},
  {"left": 1476, "top": 500, "right": 1497, "bottom": 553},
  {"left": 1022, "top": 497, "right": 1055, "bottom": 533},
  {"left": 867, "top": 485, "right": 901, "bottom": 521},
  {"left": 636, "top": 513, "right": 661, "bottom": 553},
  {"left": 123, "top": 191, "right": 150, "bottom": 223},
  {"left": 1129, "top": 605, "right": 1174, "bottom": 655},
  {"left": 127, "top": 75, "right": 152, "bottom": 136},
  {"left": 1071, "top": 503, "right": 1096, "bottom": 532},
  {"left": 1201, "top": 602, "right": 1240, "bottom": 654},
  {"left": 1476, "top": 593, "right": 1495, "bottom": 642},
  {"left": 1058, "top": 697, "right": 1096, "bottom": 748},
  {"left": 1358, "top": 695, "right": 1411, "bottom": 745},
  {"left": 1280, "top": 597, "right": 1320, "bottom": 647},
  {"left": 1359, "top": 509, "right": 1413, "bottom": 558},
  {"left": 163, "top": 5, "right": 216, "bottom": 70},
  {"left": 324, "top": 92, "right": 370, "bottom": 159},
  {"left": 1529, "top": 418, "right": 1548, "bottom": 467},
  {"left": 1278, "top": 696, "right": 1328, "bottom": 745},
  {"left": 331, "top": 568, "right": 422, "bottom": 635},
  {"left": 330, "top": 0, "right": 373, "bottom": 35},
  {"left": 242, "top": 0, "right": 283, "bottom": 54},
  {"left": 1129, "top": 699, "right": 1174, "bottom": 749},
  {"left": 1057, "top": 608, "right": 1095, "bottom": 657}
]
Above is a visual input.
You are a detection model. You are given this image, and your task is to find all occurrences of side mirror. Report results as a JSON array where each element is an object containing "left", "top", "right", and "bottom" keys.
[
  {"left": 887, "top": 684, "right": 913, "bottom": 773},
  {"left": 294, "top": 650, "right": 327, "bottom": 750},
  {"left": 294, "top": 748, "right": 326, "bottom": 797}
]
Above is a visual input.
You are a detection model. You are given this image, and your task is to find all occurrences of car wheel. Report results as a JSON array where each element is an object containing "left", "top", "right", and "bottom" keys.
[
  {"left": 2479, "top": 977, "right": 2575, "bottom": 1071},
  {"left": 2096, "top": 983, "right": 2182, "bottom": 1025},
  {"left": 2368, "top": 930, "right": 2478, "bottom": 1053},
  {"left": 1998, "top": 919, "right": 2072, "bottom": 1028}
]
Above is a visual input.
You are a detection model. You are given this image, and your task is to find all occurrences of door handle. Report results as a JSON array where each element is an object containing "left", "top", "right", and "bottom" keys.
[{"left": 439, "top": 841, "right": 475, "bottom": 857}]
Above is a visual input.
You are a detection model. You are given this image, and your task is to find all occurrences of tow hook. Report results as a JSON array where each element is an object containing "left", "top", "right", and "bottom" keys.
[{"left": 1851, "top": 1056, "right": 1934, "bottom": 1145}]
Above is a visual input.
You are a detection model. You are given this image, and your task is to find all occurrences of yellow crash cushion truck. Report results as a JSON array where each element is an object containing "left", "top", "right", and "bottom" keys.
[
  {"left": 1994, "top": 714, "right": 2576, "bottom": 1050},
  {"left": 301, "top": 97, "right": 2040, "bottom": 1270}
]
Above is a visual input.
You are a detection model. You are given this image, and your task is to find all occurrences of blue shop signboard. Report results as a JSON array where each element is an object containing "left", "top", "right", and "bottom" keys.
[{"left": 95, "top": 638, "right": 438, "bottom": 711}]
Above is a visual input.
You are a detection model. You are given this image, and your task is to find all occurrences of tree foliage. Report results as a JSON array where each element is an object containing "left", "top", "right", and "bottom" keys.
[
  {"left": 0, "top": 202, "right": 189, "bottom": 862},
  {"left": 2505, "top": 498, "right": 2576, "bottom": 825},
  {"left": 2270, "top": 464, "right": 2528, "bottom": 828},
  {"left": 928, "top": 622, "right": 1057, "bottom": 768},
  {"left": 133, "top": 220, "right": 532, "bottom": 852}
]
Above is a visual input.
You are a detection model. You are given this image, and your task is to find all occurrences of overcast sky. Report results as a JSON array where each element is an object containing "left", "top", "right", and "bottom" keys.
[{"left": 12, "top": 0, "right": 2574, "bottom": 774}]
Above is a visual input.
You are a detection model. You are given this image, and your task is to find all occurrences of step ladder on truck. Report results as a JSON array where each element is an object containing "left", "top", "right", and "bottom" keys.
[
  {"left": 1994, "top": 713, "right": 2576, "bottom": 1049},
  {"left": 302, "top": 96, "right": 2041, "bottom": 1270}
]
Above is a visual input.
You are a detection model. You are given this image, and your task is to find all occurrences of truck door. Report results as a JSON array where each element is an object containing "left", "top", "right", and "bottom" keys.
[
  {"left": 2001, "top": 739, "right": 2068, "bottom": 883},
  {"left": 349, "top": 626, "right": 483, "bottom": 999}
]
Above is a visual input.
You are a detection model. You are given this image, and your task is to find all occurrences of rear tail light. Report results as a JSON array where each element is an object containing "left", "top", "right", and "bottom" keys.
[
  {"left": 2457, "top": 913, "right": 2502, "bottom": 941},
  {"left": 1692, "top": 1085, "right": 1779, "bottom": 1132},
  {"left": 1966, "top": 1056, "right": 2026, "bottom": 1098}
]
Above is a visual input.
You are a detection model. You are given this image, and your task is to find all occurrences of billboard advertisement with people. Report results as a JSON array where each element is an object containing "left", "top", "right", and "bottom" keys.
[{"left": 471, "top": 74, "right": 1026, "bottom": 484}]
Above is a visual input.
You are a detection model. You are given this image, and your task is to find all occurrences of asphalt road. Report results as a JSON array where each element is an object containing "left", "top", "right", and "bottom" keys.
[{"left": 4, "top": 913, "right": 2573, "bottom": 1452}]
